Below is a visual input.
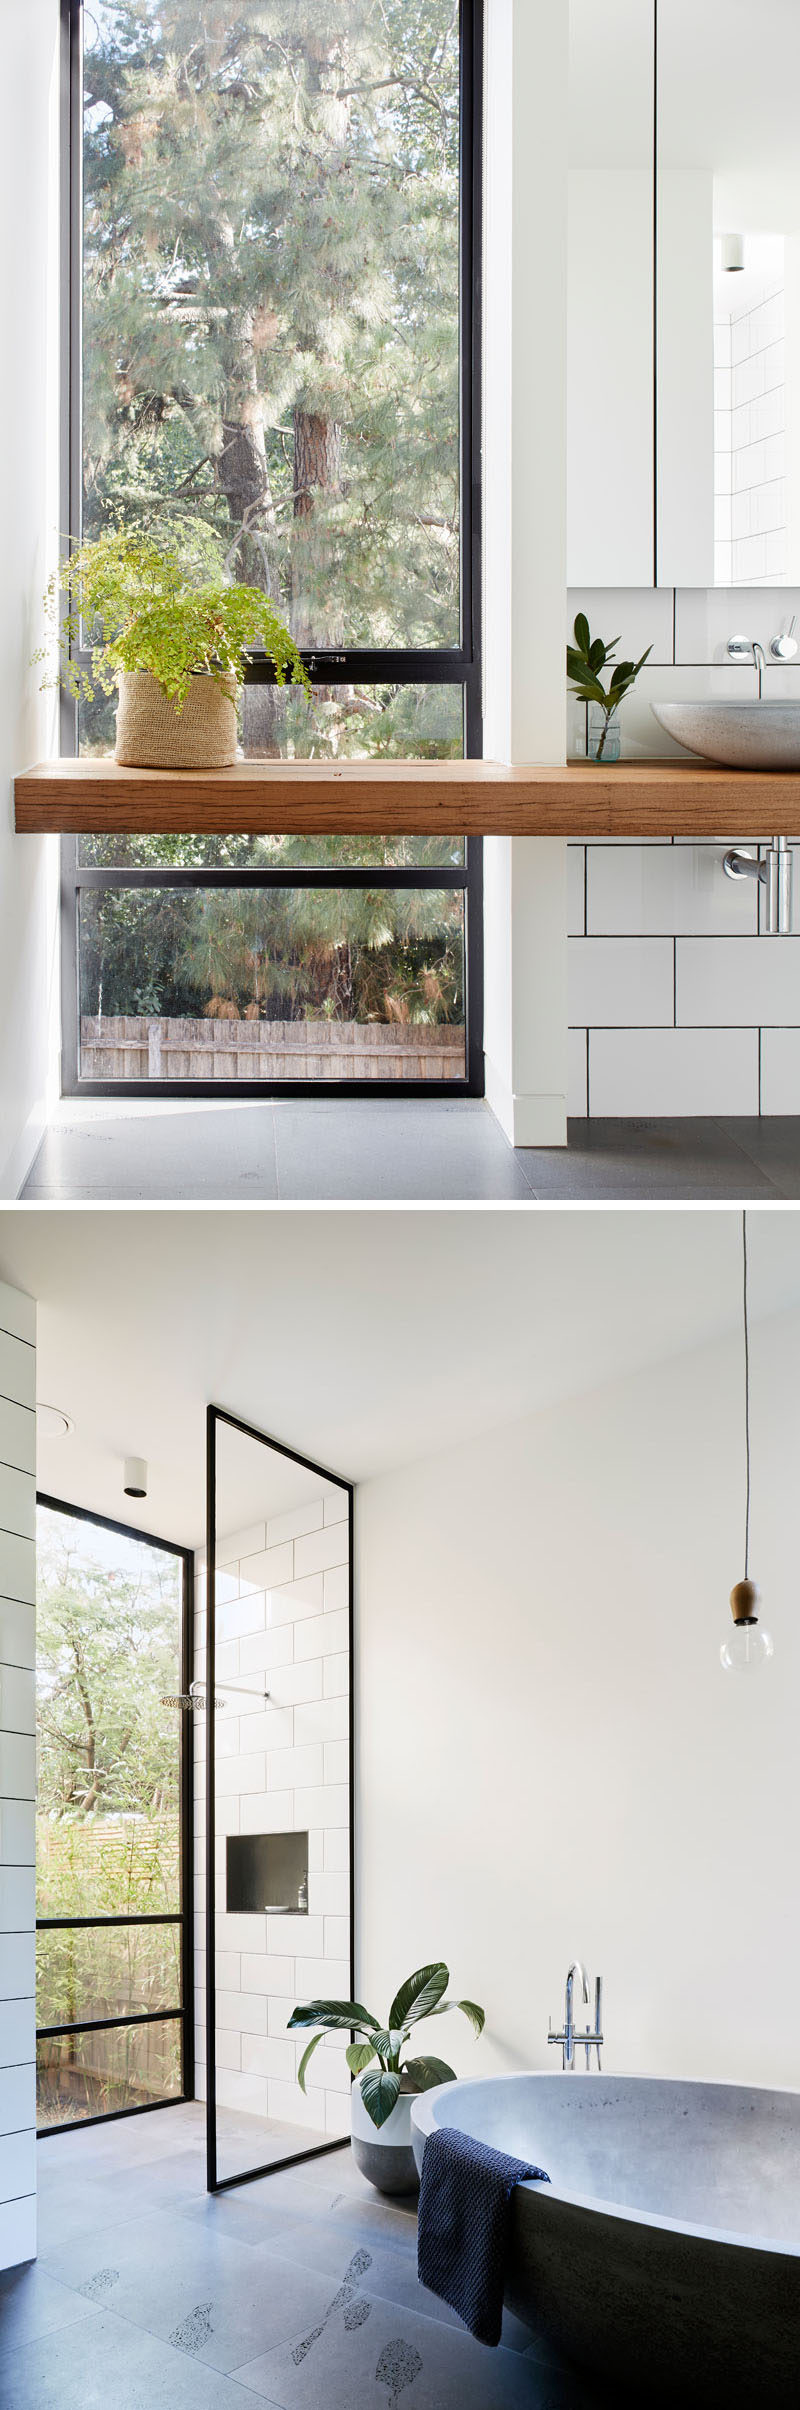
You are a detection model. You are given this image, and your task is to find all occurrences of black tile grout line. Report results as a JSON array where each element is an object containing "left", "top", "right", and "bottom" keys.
[
  {"left": 569, "top": 931, "right": 789, "bottom": 941},
  {"left": 568, "top": 1022, "right": 763, "bottom": 1033},
  {"left": 0, "top": 1396, "right": 36, "bottom": 1419},
  {"left": 0, "top": 1330, "right": 35, "bottom": 1354}
]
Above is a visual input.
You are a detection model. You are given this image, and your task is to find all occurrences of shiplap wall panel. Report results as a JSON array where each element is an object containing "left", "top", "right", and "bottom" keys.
[{"left": 0, "top": 1280, "right": 36, "bottom": 2271}]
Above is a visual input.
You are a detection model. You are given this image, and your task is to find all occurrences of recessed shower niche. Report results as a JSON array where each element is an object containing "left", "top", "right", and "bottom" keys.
[
  {"left": 226, "top": 1831, "right": 309, "bottom": 1916},
  {"left": 203, "top": 1404, "right": 353, "bottom": 2192}
]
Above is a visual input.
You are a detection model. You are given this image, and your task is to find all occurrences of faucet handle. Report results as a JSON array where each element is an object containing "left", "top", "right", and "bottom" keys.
[
  {"left": 771, "top": 619, "right": 798, "bottom": 661},
  {"left": 727, "top": 635, "right": 756, "bottom": 661}
]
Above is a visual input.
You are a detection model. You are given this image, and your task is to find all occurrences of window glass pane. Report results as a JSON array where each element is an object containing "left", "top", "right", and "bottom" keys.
[
  {"left": 78, "top": 831, "right": 466, "bottom": 868},
  {"left": 78, "top": 680, "right": 464, "bottom": 767},
  {"left": 78, "top": 887, "right": 466, "bottom": 1081},
  {"left": 83, "top": 2, "right": 461, "bottom": 648},
  {"left": 37, "top": 2018, "right": 182, "bottom": 2130},
  {"left": 37, "top": 1922, "right": 182, "bottom": 2031},
  {"left": 36, "top": 1507, "right": 183, "bottom": 1919}
]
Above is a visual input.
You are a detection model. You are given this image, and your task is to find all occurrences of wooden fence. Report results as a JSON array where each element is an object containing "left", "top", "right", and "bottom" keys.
[{"left": 80, "top": 1015, "right": 467, "bottom": 1082}]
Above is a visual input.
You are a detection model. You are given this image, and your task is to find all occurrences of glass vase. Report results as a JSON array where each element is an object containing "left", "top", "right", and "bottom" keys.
[{"left": 587, "top": 706, "right": 620, "bottom": 764}]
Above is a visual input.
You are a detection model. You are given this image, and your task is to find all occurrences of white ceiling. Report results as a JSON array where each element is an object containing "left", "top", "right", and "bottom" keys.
[{"left": 2, "top": 1207, "right": 799, "bottom": 1550}]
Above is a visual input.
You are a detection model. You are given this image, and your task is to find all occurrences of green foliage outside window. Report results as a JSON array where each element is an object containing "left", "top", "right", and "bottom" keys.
[
  {"left": 36, "top": 1506, "right": 184, "bottom": 2125},
  {"left": 73, "top": 3, "right": 469, "bottom": 1043}
]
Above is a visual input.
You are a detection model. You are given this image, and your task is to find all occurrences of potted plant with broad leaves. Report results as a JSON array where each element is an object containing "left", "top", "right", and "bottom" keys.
[
  {"left": 567, "top": 613, "right": 652, "bottom": 762},
  {"left": 39, "top": 525, "right": 308, "bottom": 769},
  {"left": 289, "top": 1962, "right": 485, "bottom": 2196}
]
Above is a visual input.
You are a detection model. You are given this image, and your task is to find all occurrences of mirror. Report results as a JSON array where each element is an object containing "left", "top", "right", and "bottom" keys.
[
  {"left": 658, "top": 0, "right": 800, "bottom": 587},
  {"left": 568, "top": 1, "right": 800, "bottom": 590}
]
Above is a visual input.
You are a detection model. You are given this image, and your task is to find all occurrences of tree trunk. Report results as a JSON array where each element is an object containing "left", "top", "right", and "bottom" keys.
[
  {"left": 216, "top": 303, "right": 284, "bottom": 758},
  {"left": 294, "top": 412, "right": 343, "bottom": 518},
  {"left": 293, "top": 408, "right": 343, "bottom": 653}
]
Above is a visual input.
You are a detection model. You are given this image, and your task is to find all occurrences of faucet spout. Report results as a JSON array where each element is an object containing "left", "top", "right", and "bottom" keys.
[
  {"left": 563, "top": 1960, "right": 590, "bottom": 2069},
  {"left": 753, "top": 640, "right": 766, "bottom": 698}
]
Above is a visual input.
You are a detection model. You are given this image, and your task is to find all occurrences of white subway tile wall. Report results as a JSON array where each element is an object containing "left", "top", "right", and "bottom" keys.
[
  {"left": 0, "top": 1278, "right": 36, "bottom": 2272},
  {"left": 567, "top": 585, "right": 800, "bottom": 1113},
  {"left": 194, "top": 1492, "right": 351, "bottom": 2144}
]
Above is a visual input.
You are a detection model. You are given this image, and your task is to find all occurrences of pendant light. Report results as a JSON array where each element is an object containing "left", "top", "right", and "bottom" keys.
[{"left": 720, "top": 1213, "right": 773, "bottom": 1673}]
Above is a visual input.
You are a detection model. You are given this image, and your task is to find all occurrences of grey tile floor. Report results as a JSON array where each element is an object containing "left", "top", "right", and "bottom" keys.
[
  {"left": 20, "top": 1099, "right": 800, "bottom": 1201},
  {"left": 0, "top": 2102, "right": 607, "bottom": 2409}
]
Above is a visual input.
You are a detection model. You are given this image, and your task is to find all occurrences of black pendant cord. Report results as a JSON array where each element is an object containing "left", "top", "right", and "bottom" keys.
[{"left": 742, "top": 1210, "right": 751, "bottom": 1580}]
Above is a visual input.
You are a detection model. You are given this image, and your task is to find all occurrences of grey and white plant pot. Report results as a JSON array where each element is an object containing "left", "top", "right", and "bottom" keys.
[
  {"left": 115, "top": 668, "right": 239, "bottom": 768},
  {"left": 351, "top": 2076, "right": 420, "bottom": 2195}
]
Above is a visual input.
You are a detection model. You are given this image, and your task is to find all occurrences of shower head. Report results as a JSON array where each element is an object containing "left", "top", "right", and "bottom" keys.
[
  {"left": 160, "top": 1679, "right": 271, "bottom": 1712},
  {"left": 161, "top": 1690, "right": 226, "bottom": 1711}
]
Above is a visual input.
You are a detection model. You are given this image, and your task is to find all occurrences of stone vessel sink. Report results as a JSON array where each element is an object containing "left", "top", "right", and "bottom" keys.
[{"left": 652, "top": 699, "right": 800, "bottom": 769}]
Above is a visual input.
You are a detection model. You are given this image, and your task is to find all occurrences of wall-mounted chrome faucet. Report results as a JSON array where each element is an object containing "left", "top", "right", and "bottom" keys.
[
  {"left": 548, "top": 1961, "right": 603, "bottom": 2071},
  {"left": 723, "top": 838, "right": 793, "bottom": 934},
  {"left": 727, "top": 634, "right": 769, "bottom": 693}
]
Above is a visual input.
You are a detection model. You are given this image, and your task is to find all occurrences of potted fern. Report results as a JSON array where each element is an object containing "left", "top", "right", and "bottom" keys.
[
  {"left": 567, "top": 613, "right": 652, "bottom": 761},
  {"left": 40, "top": 525, "right": 307, "bottom": 768},
  {"left": 289, "top": 1961, "right": 484, "bottom": 2195}
]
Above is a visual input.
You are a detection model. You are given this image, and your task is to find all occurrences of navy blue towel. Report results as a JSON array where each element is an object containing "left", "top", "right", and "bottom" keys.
[{"left": 417, "top": 2124, "right": 549, "bottom": 2347}]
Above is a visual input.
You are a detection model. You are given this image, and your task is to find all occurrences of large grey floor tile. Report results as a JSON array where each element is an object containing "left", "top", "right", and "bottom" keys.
[
  {"left": 272, "top": 1102, "right": 533, "bottom": 1200},
  {"left": 22, "top": 1105, "right": 280, "bottom": 1201},
  {"left": 35, "top": 2149, "right": 204, "bottom": 2252},
  {"left": 233, "top": 2283, "right": 596, "bottom": 2409},
  {"left": 40, "top": 2204, "right": 333, "bottom": 2374},
  {"left": 0, "top": 2307, "right": 263, "bottom": 2410},
  {"left": 521, "top": 1118, "right": 780, "bottom": 1200},
  {"left": 714, "top": 1115, "right": 800, "bottom": 1197},
  {"left": 255, "top": 2214, "right": 468, "bottom": 2336},
  {"left": 0, "top": 2262, "right": 101, "bottom": 2360}
]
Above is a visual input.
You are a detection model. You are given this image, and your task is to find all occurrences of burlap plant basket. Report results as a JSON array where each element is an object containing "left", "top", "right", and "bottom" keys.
[{"left": 115, "top": 669, "right": 239, "bottom": 768}]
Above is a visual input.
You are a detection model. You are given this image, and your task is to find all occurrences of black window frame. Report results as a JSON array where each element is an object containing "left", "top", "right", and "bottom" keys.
[
  {"left": 58, "top": 0, "right": 484, "bottom": 1102},
  {"left": 36, "top": 1491, "right": 195, "bottom": 2139}
]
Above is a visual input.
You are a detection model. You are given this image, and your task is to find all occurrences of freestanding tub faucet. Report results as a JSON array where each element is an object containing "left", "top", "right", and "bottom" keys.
[{"left": 548, "top": 1962, "right": 603, "bottom": 2070}]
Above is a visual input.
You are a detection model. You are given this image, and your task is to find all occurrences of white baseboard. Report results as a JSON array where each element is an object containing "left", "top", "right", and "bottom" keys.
[{"left": 484, "top": 1056, "right": 567, "bottom": 1149}]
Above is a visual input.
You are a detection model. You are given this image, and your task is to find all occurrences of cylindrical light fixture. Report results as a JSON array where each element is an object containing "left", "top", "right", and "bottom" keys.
[
  {"left": 721, "top": 232, "right": 744, "bottom": 273},
  {"left": 123, "top": 1456, "right": 148, "bottom": 1499},
  {"left": 720, "top": 1215, "right": 773, "bottom": 1673}
]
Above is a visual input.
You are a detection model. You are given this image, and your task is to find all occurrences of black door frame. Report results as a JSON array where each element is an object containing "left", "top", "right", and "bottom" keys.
[
  {"left": 58, "top": 0, "right": 485, "bottom": 1101},
  {"left": 35, "top": 1492, "right": 195, "bottom": 2137},
  {"left": 205, "top": 1406, "right": 355, "bottom": 2194}
]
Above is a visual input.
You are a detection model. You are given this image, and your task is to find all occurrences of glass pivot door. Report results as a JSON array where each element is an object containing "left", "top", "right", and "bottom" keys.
[
  {"left": 35, "top": 1498, "right": 194, "bottom": 2134},
  {"left": 204, "top": 1408, "right": 354, "bottom": 2191}
]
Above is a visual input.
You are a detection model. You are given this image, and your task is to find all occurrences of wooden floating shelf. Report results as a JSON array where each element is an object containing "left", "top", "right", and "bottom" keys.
[{"left": 14, "top": 755, "right": 800, "bottom": 838}]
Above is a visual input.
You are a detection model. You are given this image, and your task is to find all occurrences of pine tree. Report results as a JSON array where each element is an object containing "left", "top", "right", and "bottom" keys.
[{"left": 80, "top": 0, "right": 465, "bottom": 1030}]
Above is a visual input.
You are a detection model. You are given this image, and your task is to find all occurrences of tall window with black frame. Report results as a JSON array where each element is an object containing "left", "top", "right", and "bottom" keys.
[{"left": 62, "top": 0, "right": 483, "bottom": 1097}]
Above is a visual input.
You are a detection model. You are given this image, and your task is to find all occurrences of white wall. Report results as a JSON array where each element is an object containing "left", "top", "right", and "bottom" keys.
[
  {"left": 566, "top": 584, "right": 800, "bottom": 1115},
  {"left": 482, "top": 0, "right": 568, "bottom": 1147},
  {"left": 356, "top": 1304, "right": 800, "bottom": 2090},
  {"left": 0, "top": 1, "right": 60, "bottom": 1197},
  {"left": 0, "top": 1280, "right": 37, "bottom": 2271}
]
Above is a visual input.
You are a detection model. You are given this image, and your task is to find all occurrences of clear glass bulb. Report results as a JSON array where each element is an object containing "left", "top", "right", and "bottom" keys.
[{"left": 720, "top": 1624, "right": 774, "bottom": 1673}]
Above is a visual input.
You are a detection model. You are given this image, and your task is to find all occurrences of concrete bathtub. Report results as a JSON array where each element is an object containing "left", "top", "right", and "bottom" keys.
[{"left": 410, "top": 2071, "right": 800, "bottom": 2406}]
